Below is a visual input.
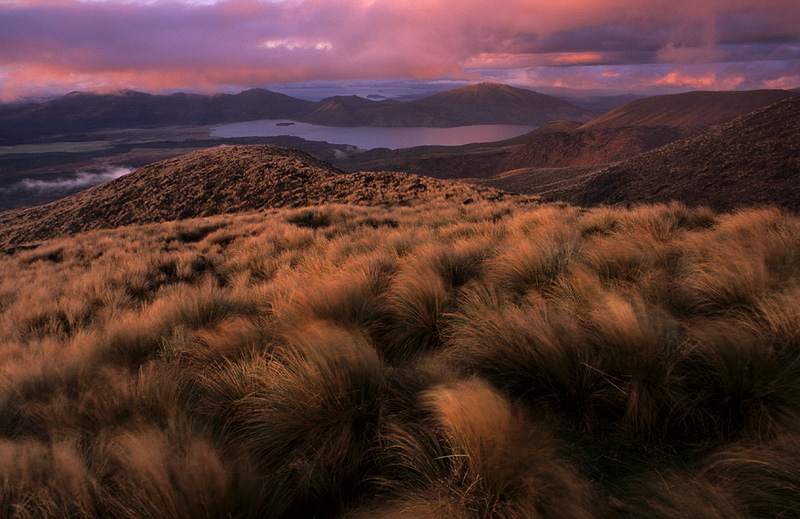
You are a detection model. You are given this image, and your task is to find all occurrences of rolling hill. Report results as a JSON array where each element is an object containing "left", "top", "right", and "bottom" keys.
[
  {"left": 0, "top": 145, "right": 515, "bottom": 250},
  {"left": 493, "top": 89, "right": 796, "bottom": 172},
  {"left": 399, "top": 83, "right": 596, "bottom": 126},
  {"left": 579, "top": 89, "right": 796, "bottom": 130},
  {"left": 550, "top": 94, "right": 800, "bottom": 210}
]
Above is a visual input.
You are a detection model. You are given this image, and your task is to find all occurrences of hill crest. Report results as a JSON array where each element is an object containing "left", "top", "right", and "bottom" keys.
[{"left": 0, "top": 145, "right": 518, "bottom": 250}]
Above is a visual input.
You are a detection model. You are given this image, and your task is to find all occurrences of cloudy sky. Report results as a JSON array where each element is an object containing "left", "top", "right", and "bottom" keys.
[{"left": 1, "top": 0, "right": 798, "bottom": 101}]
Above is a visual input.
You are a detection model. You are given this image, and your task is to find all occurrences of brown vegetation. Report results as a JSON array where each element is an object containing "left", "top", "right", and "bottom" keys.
[{"left": 2, "top": 195, "right": 800, "bottom": 517}]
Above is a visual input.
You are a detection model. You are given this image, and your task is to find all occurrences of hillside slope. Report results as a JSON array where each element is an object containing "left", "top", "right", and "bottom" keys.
[
  {"left": 552, "top": 95, "right": 800, "bottom": 210},
  {"left": 579, "top": 89, "right": 795, "bottom": 130},
  {"left": 499, "top": 126, "right": 689, "bottom": 170},
  {"left": 0, "top": 145, "right": 511, "bottom": 249}
]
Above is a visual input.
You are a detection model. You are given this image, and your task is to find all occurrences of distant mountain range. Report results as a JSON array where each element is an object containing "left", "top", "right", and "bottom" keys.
[
  {"left": 2, "top": 85, "right": 797, "bottom": 220},
  {"left": 0, "top": 83, "right": 595, "bottom": 142}
]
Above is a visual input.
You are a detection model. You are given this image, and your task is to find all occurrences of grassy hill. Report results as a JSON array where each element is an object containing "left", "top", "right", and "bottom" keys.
[
  {"left": 579, "top": 89, "right": 795, "bottom": 130},
  {"left": 0, "top": 145, "right": 511, "bottom": 250},
  {"left": 1, "top": 193, "right": 800, "bottom": 517},
  {"left": 552, "top": 95, "right": 800, "bottom": 210}
]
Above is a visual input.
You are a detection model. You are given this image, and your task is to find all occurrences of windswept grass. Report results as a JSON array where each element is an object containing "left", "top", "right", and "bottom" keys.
[{"left": 1, "top": 199, "right": 800, "bottom": 517}]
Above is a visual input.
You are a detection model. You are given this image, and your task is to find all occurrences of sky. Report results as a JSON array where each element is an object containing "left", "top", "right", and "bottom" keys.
[{"left": 0, "top": 0, "right": 799, "bottom": 102}]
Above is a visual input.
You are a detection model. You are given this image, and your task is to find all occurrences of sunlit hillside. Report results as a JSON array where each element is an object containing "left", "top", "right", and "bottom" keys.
[{"left": 2, "top": 194, "right": 800, "bottom": 517}]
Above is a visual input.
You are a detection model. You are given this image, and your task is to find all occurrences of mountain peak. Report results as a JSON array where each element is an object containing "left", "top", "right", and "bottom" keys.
[{"left": 443, "top": 82, "right": 532, "bottom": 96}]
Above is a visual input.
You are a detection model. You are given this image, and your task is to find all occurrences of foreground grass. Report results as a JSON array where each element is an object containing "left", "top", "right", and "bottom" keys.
[{"left": 1, "top": 199, "right": 800, "bottom": 517}]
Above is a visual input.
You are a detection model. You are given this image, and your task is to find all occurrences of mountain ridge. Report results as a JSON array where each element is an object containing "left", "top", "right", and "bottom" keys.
[
  {"left": 0, "top": 83, "right": 595, "bottom": 142},
  {"left": 0, "top": 145, "right": 518, "bottom": 250},
  {"left": 549, "top": 95, "right": 800, "bottom": 210},
  {"left": 579, "top": 89, "right": 796, "bottom": 130}
]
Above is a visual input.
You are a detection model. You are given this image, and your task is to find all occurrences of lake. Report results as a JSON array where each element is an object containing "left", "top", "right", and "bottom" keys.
[{"left": 210, "top": 120, "right": 537, "bottom": 150}]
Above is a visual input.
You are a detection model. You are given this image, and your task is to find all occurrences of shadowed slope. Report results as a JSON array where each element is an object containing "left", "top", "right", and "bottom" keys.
[
  {"left": 495, "top": 90, "right": 795, "bottom": 173},
  {"left": 407, "top": 83, "right": 597, "bottom": 126},
  {"left": 499, "top": 126, "right": 690, "bottom": 170},
  {"left": 0, "top": 145, "right": 513, "bottom": 250},
  {"left": 579, "top": 89, "right": 795, "bottom": 130},
  {"left": 551, "top": 95, "right": 800, "bottom": 211}
]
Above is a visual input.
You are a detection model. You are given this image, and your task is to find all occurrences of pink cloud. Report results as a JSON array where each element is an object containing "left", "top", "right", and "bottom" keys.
[{"left": 0, "top": 0, "right": 798, "bottom": 100}]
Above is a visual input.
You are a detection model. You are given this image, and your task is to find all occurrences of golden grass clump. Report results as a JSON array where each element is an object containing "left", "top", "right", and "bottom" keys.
[
  {"left": 371, "top": 379, "right": 594, "bottom": 519},
  {"left": 97, "top": 419, "right": 242, "bottom": 519},
  {"left": 198, "top": 320, "right": 389, "bottom": 516}
]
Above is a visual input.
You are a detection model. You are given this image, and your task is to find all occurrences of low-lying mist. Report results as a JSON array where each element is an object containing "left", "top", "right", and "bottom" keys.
[{"left": 0, "top": 166, "right": 131, "bottom": 211}]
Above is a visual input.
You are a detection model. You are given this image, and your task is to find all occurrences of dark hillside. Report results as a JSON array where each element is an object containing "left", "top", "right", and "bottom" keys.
[
  {"left": 579, "top": 89, "right": 795, "bottom": 130},
  {"left": 552, "top": 95, "right": 800, "bottom": 211}
]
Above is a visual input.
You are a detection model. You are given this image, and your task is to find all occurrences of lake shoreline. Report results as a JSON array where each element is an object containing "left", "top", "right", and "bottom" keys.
[{"left": 211, "top": 120, "right": 538, "bottom": 150}]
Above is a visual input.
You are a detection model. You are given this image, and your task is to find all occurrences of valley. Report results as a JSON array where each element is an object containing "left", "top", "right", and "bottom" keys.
[{"left": 2, "top": 84, "right": 795, "bottom": 213}]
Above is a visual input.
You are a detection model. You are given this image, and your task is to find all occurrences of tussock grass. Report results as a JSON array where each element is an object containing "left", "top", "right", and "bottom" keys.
[
  {"left": 445, "top": 287, "right": 610, "bottom": 431},
  {"left": 2, "top": 200, "right": 800, "bottom": 517},
  {"left": 98, "top": 419, "right": 245, "bottom": 519},
  {"left": 0, "top": 438, "right": 98, "bottom": 519},
  {"left": 367, "top": 379, "right": 593, "bottom": 518},
  {"left": 632, "top": 434, "right": 800, "bottom": 518}
]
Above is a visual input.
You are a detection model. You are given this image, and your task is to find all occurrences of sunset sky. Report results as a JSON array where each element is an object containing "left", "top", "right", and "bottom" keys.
[{"left": 1, "top": 0, "right": 799, "bottom": 102}]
